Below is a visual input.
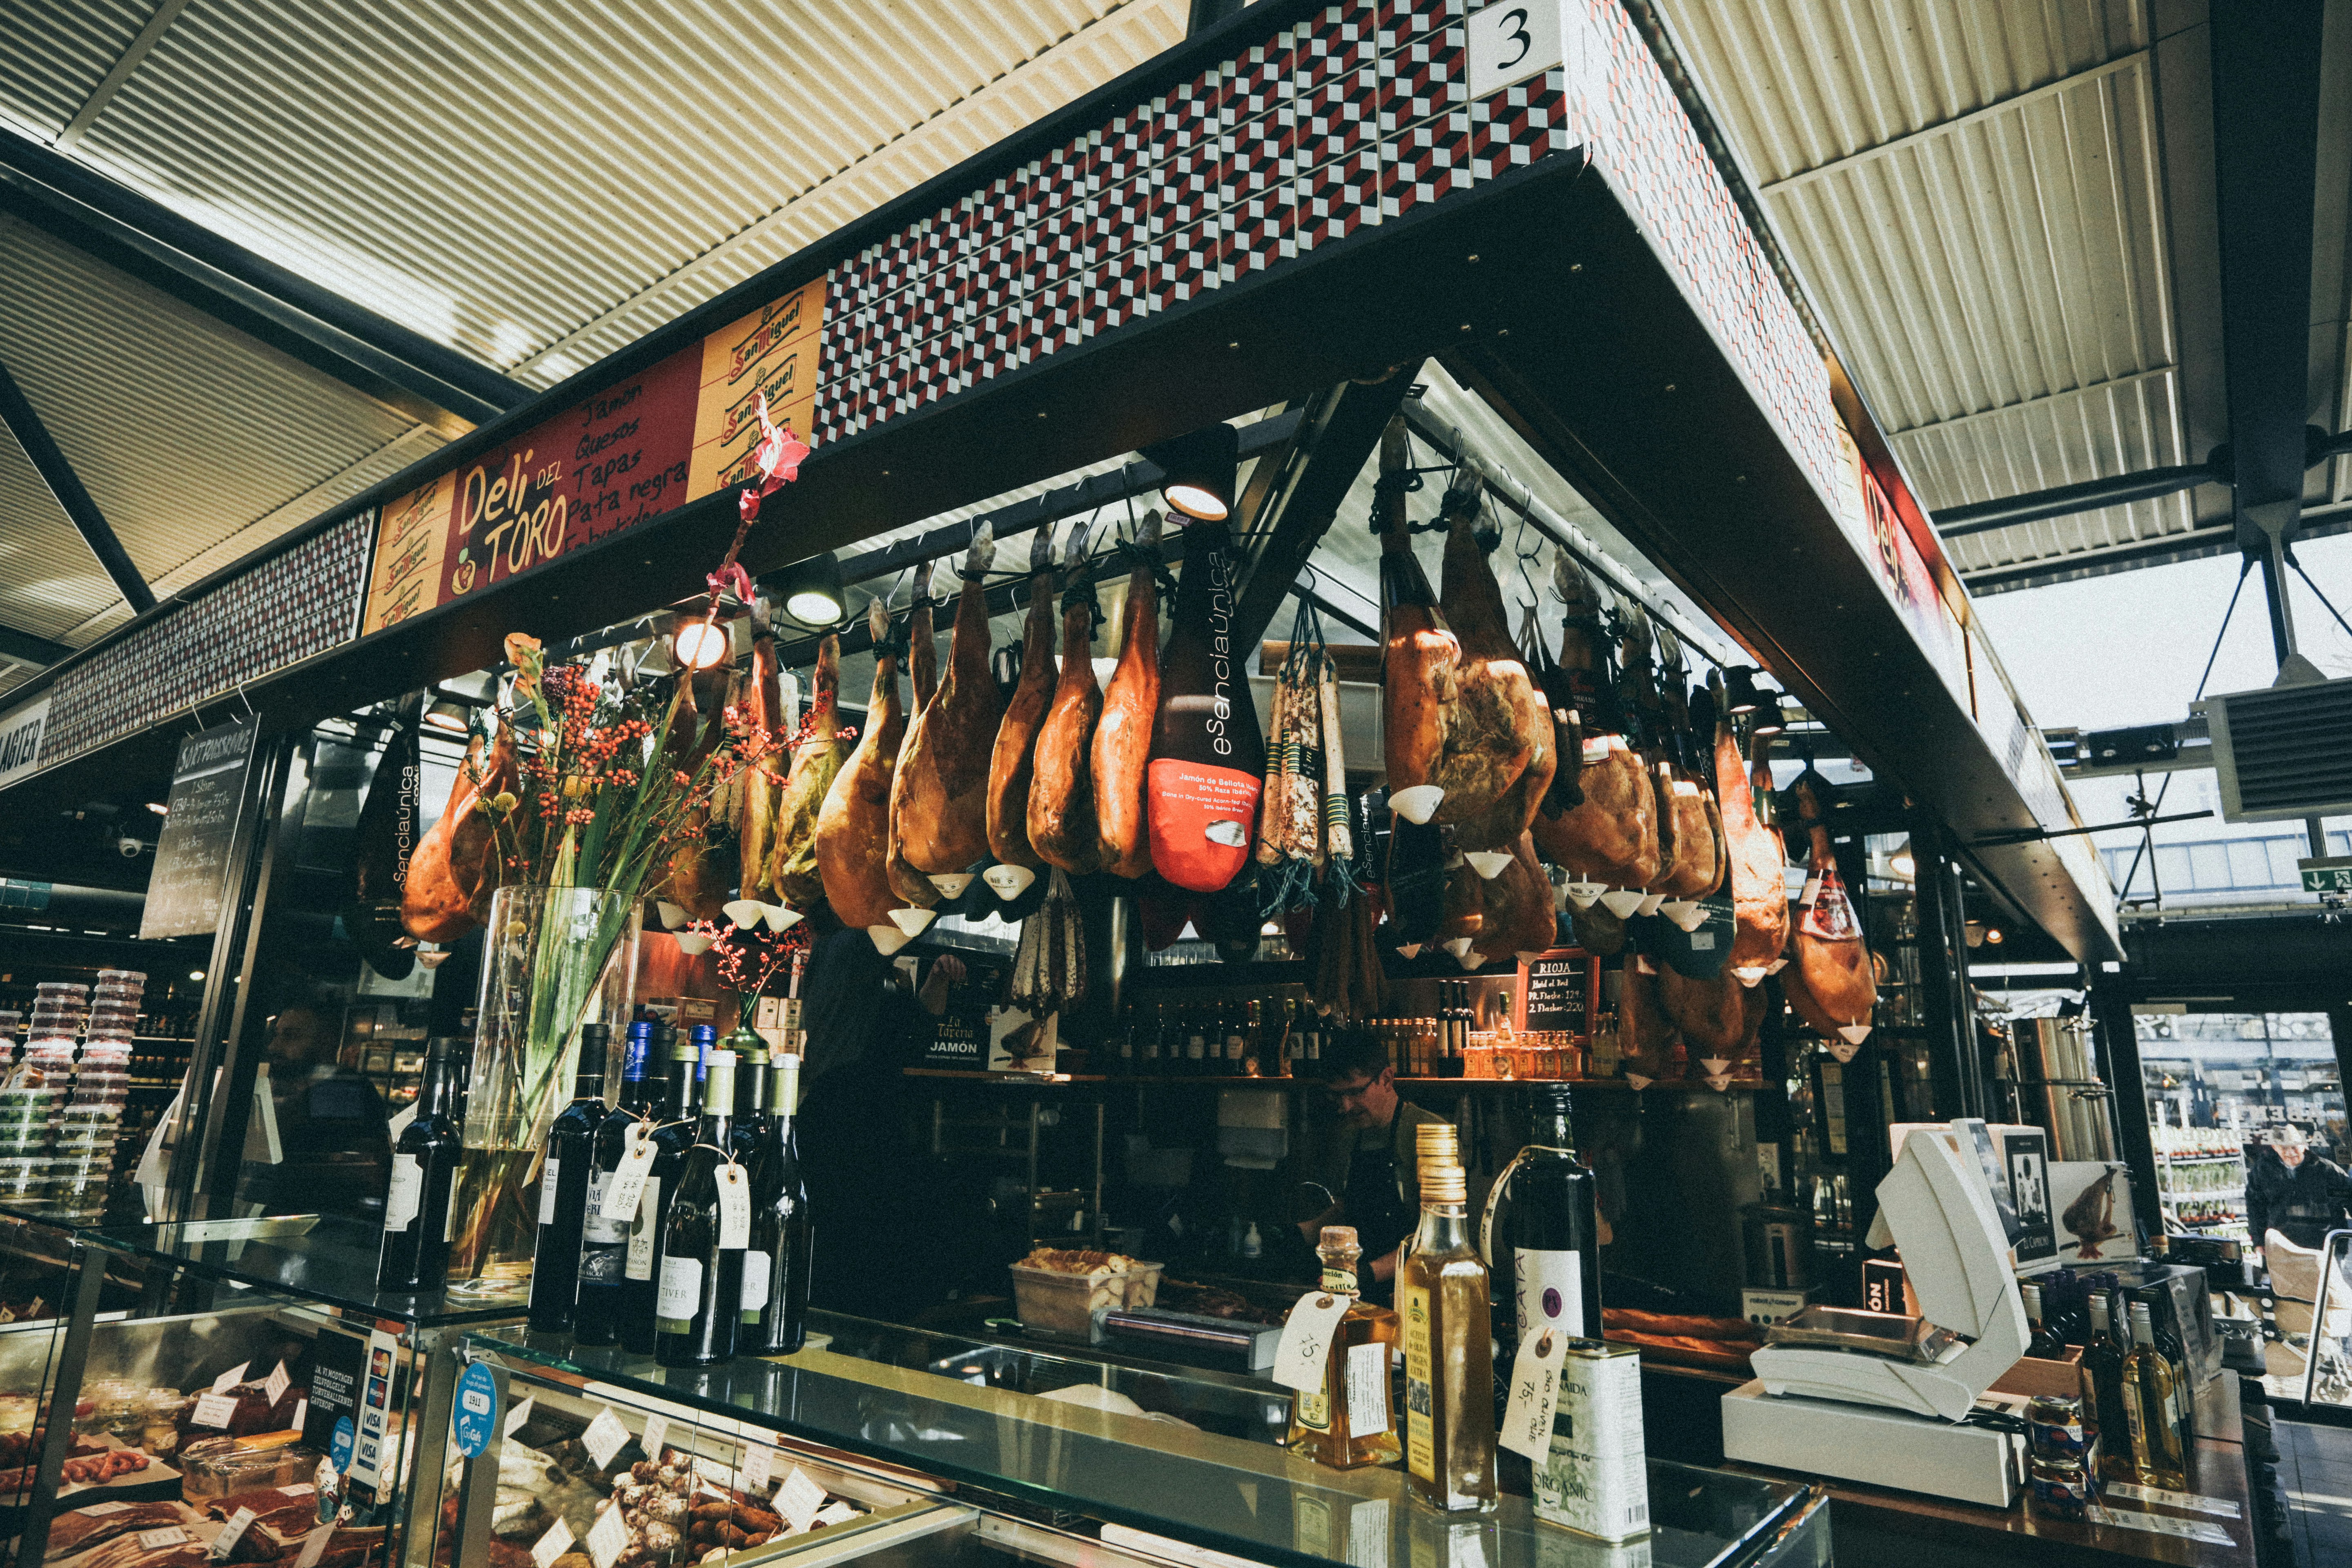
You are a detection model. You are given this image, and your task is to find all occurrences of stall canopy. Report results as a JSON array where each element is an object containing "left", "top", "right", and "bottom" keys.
[{"left": 0, "top": 0, "right": 2120, "bottom": 962}]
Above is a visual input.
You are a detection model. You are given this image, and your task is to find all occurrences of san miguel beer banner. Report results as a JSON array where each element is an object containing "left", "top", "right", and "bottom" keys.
[{"left": 361, "top": 279, "right": 824, "bottom": 636}]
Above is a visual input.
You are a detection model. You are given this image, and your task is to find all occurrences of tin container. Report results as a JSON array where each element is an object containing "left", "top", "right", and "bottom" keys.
[
  {"left": 1533, "top": 1339, "right": 1650, "bottom": 1541},
  {"left": 2028, "top": 1455, "right": 2098, "bottom": 1520},
  {"left": 2025, "top": 1392, "right": 2093, "bottom": 1460}
]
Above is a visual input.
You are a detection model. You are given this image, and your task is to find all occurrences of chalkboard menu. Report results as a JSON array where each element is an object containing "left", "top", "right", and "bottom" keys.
[
  {"left": 1518, "top": 948, "right": 1596, "bottom": 1036},
  {"left": 138, "top": 723, "right": 256, "bottom": 941}
]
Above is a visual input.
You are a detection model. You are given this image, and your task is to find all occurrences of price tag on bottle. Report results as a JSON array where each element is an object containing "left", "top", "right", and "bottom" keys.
[
  {"left": 1272, "top": 1291, "right": 1355, "bottom": 1394},
  {"left": 530, "top": 1518, "right": 575, "bottom": 1568},
  {"left": 192, "top": 1392, "right": 238, "bottom": 1429},
  {"left": 504, "top": 1396, "right": 535, "bottom": 1438},
  {"left": 739, "top": 1439, "right": 773, "bottom": 1492},
  {"left": 586, "top": 1503, "right": 630, "bottom": 1568},
  {"left": 209, "top": 1508, "right": 258, "bottom": 1561},
  {"left": 580, "top": 1407, "right": 630, "bottom": 1472},
  {"left": 212, "top": 1362, "right": 250, "bottom": 1394},
  {"left": 638, "top": 1413, "right": 668, "bottom": 1464},
  {"left": 263, "top": 1361, "right": 291, "bottom": 1410},
  {"left": 717, "top": 1163, "right": 751, "bottom": 1251},
  {"left": 1499, "top": 1328, "right": 1570, "bottom": 1462},
  {"left": 293, "top": 1523, "right": 334, "bottom": 1568},
  {"left": 775, "top": 1467, "right": 826, "bottom": 1535},
  {"left": 603, "top": 1128, "right": 657, "bottom": 1225}
]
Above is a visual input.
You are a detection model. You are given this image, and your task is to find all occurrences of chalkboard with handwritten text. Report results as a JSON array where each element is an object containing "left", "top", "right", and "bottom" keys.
[
  {"left": 138, "top": 723, "right": 256, "bottom": 941},
  {"left": 1518, "top": 949, "right": 1595, "bottom": 1037}
]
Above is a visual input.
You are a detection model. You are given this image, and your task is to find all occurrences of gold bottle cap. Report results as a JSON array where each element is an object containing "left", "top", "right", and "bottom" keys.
[
  {"left": 1421, "top": 1163, "right": 1468, "bottom": 1203},
  {"left": 1415, "top": 1123, "right": 1461, "bottom": 1158}
]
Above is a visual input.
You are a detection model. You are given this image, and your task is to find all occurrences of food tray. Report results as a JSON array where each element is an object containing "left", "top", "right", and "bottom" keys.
[{"left": 1008, "top": 1259, "right": 1164, "bottom": 1338}]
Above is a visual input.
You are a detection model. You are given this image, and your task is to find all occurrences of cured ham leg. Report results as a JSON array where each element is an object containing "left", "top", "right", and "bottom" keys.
[
  {"left": 1092, "top": 510, "right": 1163, "bottom": 878},
  {"left": 401, "top": 728, "right": 516, "bottom": 942},
  {"left": 886, "top": 566, "right": 943, "bottom": 909},
  {"left": 815, "top": 599, "right": 908, "bottom": 932},
  {"left": 1029, "top": 521, "right": 1105, "bottom": 874},
  {"left": 1783, "top": 776, "right": 1873, "bottom": 1043},
  {"left": 891, "top": 530, "right": 1005, "bottom": 889},
  {"left": 1657, "top": 963, "right": 1764, "bottom": 1061},
  {"left": 1532, "top": 552, "right": 1657, "bottom": 886},
  {"left": 736, "top": 597, "right": 786, "bottom": 902},
  {"left": 1377, "top": 423, "right": 1540, "bottom": 831},
  {"left": 1618, "top": 958, "right": 1677, "bottom": 1079},
  {"left": 987, "top": 529, "right": 1059, "bottom": 869},
  {"left": 658, "top": 670, "right": 733, "bottom": 922},
  {"left": 1437, "top": 472, "right": 1555, "bottom": 852},
  {"left": 1716, "top": 701, "right": 1786, "bottom": 982},
  {"left": 1471, "top": 833, "right": 1559, "bottom": 966},
  {"left": 770, "top": 632, "right": 850, "bottom": 909}
]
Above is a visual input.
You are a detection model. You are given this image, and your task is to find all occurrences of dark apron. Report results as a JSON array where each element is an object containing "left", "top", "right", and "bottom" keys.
[{"left": 1344, "top": 1127, "right": 1416, "bottom": 1304}]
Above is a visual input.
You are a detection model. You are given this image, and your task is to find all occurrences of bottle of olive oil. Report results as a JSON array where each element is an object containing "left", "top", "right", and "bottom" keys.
[
  {"left": 1399, "top": 1123, "right": 1498, "bottom": 1512},
  {"left": 2121, "top": 1300, "right": 2188, "bottom": 1490},
  {"left": 1287, "top": 1226, "right": 1401, "bottom": 1469}
]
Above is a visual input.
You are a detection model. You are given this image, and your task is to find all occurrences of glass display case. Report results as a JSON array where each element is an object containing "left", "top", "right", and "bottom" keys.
[
  {"left": 451, "top": 1314, "right": 1832, "bottom": 1568},
  {"left": 4, "top": 1214, "right": 523, "bottom": 1568}
]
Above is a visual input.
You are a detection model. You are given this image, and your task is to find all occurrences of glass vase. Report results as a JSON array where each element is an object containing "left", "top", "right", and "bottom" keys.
[{"left": 448, "top": 884, "right": 639, "bottom": 1293}]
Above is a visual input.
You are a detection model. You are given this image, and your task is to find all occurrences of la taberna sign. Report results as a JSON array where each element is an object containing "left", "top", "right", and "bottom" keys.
[{"left": 0, "top": 695, "right": 49, "bottom": 789}]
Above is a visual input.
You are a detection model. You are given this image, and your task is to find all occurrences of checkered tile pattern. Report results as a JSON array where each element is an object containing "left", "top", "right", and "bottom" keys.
[{"left": 40, "top": 513, "right": 373, "bottom": 768}]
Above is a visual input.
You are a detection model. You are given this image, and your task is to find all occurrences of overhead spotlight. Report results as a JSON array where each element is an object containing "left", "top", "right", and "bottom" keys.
[
  {"left": 423, "top": 694, "right": 471, "bottom": 734},
  {"left": 1889, "top": 839, "right": 1916, "bottom": 880},
  {"left": 1723, "top": 666, "right": 1766, "bottom": 715},
  {"left": 672, "top": 614, "right": 731, "bottom": 671},
  {"left": 188, "top": 970, "right": 205, "bottom": 981},
  {"left": 1752, "top": 697, "right": 1793, "bottom": 738},
  {"left": 1984, "top": 927, "right": 2005, "bottom": 946},
  {"left": 775, "top": 552, "right": 846, "bottom": 626},
  {"left": 1145, "top": 423, "right": 1240, "bottom": 522},
  {"left": 145, "top": 802, "right": 169, "bottom": 816}
]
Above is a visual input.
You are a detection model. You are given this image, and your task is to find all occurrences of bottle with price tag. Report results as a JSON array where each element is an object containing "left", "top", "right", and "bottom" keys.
[
  {"left": 578, "top": 1021, "right": 657, "bottom": 1346},
  {"left": 527, "top": 1024, "right": 608, "bottom": 1333},
  {"left": 621, "top": 1027, "right": 700, "bottom": 1356},
  {"left": 377, "top": 1038, "right": 462, "bottom": 1293},
  {"left": 655, "top": 1051, "right": 745, "bottom": 1367},
  {"left": 1283, "top": 1227, "right": 1401, "bottom": 1470}
]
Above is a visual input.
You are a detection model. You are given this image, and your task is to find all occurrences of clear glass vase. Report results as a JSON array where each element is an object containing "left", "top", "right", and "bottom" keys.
[{"left": 448, "top": 885, "right": 639, "bottom": 1292}]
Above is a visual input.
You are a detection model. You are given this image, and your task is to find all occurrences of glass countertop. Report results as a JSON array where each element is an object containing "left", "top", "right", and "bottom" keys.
[
  {"left": 80, "top": 1214, "right": 526, "bottom": 1328},
  {"left": 473, "top": 1316, "right": 1818, "bottom": 1568}
]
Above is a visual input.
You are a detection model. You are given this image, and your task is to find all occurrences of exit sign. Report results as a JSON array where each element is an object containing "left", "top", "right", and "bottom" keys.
[{"left": 2300, "top": 855, "right": 2352, "bottom": 892}]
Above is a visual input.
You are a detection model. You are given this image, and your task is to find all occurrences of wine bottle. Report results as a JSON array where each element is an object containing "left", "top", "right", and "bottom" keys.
[
  {"left": 1287, "top": 1225, "right": 1401, "bottom": 1469},
  {"left": 731, "top": 1034, "right": 772, "bottom": 1164},
  {"left": 655, "top": 1050, "right": 745, "bottom": 1368},
  {"left": 378, "top": 1037, "right": 462, "bottom": 1293},
  {"left": 1481, "top": 1082, "right": 1604, "bottom": 1368},
  {"left": 1145, "top": 515, "right": 1267, "bottom": 894},
  {"left": 2121, "top": 1301, "right": 2187, "bottom": 1489},
  {"left": 1399, "top": 1127, "right": 1498, "bottom": 1512},
  {"left": 576, "top": 1020, "right": 654, "bottom": 1346},
  {"left": 526, "top": 1025, "right": 608, "bottom": 1332},
  {"left": 2021, "top": 1282, "right": 2064, "bottom": 1359},
  {"left": 2079, "top": 1290, "right": 2134, "bottom": 1482},
  {"left": 690, "top": 1022, "right": 717, "bottom": 1099},
  {"left": 621, "top": 1028, "right": 700, "bottom": 1356},
  {"left": 743, "top": 1051, "right": 813, "bottom": 1354}
]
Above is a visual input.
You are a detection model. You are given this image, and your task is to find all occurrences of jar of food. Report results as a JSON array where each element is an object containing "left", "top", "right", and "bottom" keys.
[
  {"left": 2028, "top": 1456, "right": 2098, "bottom": 1520},
  {"left": 2025, "top": 1392, "right": 2093, "bottom": 1461}
]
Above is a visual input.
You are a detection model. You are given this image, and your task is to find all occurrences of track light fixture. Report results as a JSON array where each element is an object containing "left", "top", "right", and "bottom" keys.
[
  {"left": 1145, "top": 423, "right": 1240, "bottom": 522},
  {"left": 774, "top": 551, "right": 847, "bottom": 627}
]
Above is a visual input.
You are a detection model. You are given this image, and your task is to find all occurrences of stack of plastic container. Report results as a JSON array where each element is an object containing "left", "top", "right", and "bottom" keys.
[
  {"left": 2, "top": 985, "right": 80, "bottom": 1204},
  {"left": 56, "top": 970, "right": 140, "bottom": 1218}
]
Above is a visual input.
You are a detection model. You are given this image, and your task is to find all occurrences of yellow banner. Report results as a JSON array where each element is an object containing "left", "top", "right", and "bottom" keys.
[
  {"left": 688, "top": 278, "right": 827, "bottom": 501},
  {"left": 361, "top": 471, "right": 456, "bottom": 635}
]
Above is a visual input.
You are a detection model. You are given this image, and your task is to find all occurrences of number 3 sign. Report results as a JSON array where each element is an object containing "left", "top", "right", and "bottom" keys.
[{"left": 1467, "top": 0, "right": 1598, "bottom": 102}]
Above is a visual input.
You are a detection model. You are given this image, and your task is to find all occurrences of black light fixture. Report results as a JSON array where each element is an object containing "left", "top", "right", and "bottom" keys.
[
  {"left": 423, "top": 694, "right": 471, "bottom": 734},
  {"left": 1751, "top": 697, "right": 1793, "bottom": 738},
  {"left": 1723, "top": 666, "right": 1766, "bottom": 715},
  {"left": 775, "top": 551, "right": 846, "bottom": 626},
  {"left": 1145, "top": 423, "right": 1240, "bottom": 522}
]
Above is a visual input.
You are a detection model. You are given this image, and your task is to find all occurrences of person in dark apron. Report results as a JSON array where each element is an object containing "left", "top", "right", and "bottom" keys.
[{"left": 1299, "top": 1035, "right": 1453, "bottom": 1305}]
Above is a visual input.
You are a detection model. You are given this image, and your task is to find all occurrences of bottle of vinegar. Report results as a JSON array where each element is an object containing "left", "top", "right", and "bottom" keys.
[
  {"left": 526, "top": 1024, "right": 608, "bottom": 1332},
  {"left": 1287, "top": 1226, "right": 1401, "bottom": 1470}
]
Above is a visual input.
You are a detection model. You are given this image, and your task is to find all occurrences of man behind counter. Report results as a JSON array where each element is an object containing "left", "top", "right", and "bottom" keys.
[{"left": 1295, "top": 1035, "right": 1458, "bottom": 1301}]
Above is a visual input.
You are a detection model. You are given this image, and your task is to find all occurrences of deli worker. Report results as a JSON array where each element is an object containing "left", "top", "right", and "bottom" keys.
[{"left": 1296, "top": 1035, "right": 1464, "bottom": 1303}]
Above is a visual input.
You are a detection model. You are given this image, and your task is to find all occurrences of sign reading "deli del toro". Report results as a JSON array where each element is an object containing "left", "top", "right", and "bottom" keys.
[{"left": 360, "top": 280, "right": 824, "bottom": 635}]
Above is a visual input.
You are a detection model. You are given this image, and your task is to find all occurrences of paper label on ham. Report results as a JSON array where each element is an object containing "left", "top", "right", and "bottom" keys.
[
  {"left": 1800, "top": 866, "right": 1862, "bottom": 940},
  {"left": 1147, "top": 758, "right": 1262, "bottom": 892}
]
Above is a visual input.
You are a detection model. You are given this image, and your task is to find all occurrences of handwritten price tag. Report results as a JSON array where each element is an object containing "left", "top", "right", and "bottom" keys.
[
  {"left": 586, "top": 1505, "right": 630, "bottom": 1568},
  {"left": 602, "top": 1131, "right": 657, "bottom": 1227},
  {"left": 717, "top": 1163, "right": 752, "bottom": 1251},
  {"left": 739, "top": 1440, "right": 773, "bottom": 1492},
  {"left": 1272, "top": 1291, "right": 1355, "bottom": 1394},
  {"left": 1499, "top": 1328, "right": 1570, "bottom": 1462},
  {"left": 504, "top": 1396, "right": 535, "bottom": 1438},
  {"left": 208, "top": 1508, "right": 258, "bottom": 1562},
  {"left": 263, "top": 1361, "right": 291, "bottom": 1410},
  {"left": 580, "top": 1407, "right": 630, "bottom": 1472},
  {"left": 212, "top": 1362, "right": 250, "bottom": 1395},
  {"left": 530, "top": 1518, "right": 574, "bottom": 1568},
  {"left": 192, "top": 1393, "right": 238, "bottom": 1429},
  {"left": 638, "top": 1413, "right": 667, "bottom": 1465},
  {"left": 293, "top": 1524, "right": 335, "bottom": 1568},
  {"left": 775, "top": 1468, "right": 826, "bottom": 1534}
]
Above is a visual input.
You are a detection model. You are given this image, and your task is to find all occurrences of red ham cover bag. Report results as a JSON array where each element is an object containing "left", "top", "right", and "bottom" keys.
[{"left": 1147, "top": 518, "right": 1265, "bottom": 892}]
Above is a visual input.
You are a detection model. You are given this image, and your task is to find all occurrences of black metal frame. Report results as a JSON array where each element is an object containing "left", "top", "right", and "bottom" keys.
[{"left": 0, "top": 354, "right": 152, "bottom": 614}]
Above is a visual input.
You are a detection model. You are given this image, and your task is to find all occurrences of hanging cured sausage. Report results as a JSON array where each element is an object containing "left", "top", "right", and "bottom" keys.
[
  {"left": 1030, "top": 520, "right": 1107, "bottom": 875},
  {"left": 770, "top": 633, "right": 851, "bottom": 909},
  {"left": 1782, "top": 775, "right": 1874, "bottom": 1044},
  {"left": 988, "top": 529, "right": 1060, "bottom": 870},
  {"left": 1435, "top": 473, "right": 1555, "bottom": 852},
  {"left": 1715, "top": 688, "right": 1787, "bottom": 983},
  {"left": 736, "top": 597, "right": 786, "bottom": 903},
  {"left": 1093, "top": 510, "right": 1163, "bottom": 878},
  {"left": 1147, "top": 514, "right": 1265, "bottom": 893},
  {"left": 814, "top": 599, "right": 909, "bottom": 933},
  {"left": 1532, "top": 552, "right": 1657, "bottom": 886},
  {"left": 891, "top": 529, "right": 1005, "bottom": 895}
]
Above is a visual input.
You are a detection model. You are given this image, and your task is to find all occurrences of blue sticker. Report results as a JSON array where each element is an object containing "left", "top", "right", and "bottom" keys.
[
  {"left": 452, "top": 1362, "right": 499, "bottom": 1458},
  {"left": 330, "top": 1417, "right": 355, "bottom": 1472}
]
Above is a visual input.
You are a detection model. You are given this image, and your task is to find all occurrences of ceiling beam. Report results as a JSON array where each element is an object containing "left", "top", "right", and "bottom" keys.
[
  {"left": 1934, "top": 462, "right": 2220, "bottom": 538},
  {"left": 2209, "top": 0, "right": 2328, "bottom": 659},
  {"left": 0, "top": 624, "right": 69, "bottom": 670},
  {"left": 0, "top": 129, "right": 529, "bottom": 431},
  {"left": 0, "top": 355, "right": 152, "bottom": 614}
]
